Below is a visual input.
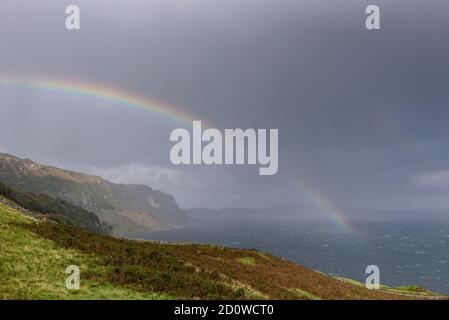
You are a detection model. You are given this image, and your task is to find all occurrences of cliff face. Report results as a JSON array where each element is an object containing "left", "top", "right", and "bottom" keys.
[{"left": 0, "top": 153, "right": 188, "bottom": 233}]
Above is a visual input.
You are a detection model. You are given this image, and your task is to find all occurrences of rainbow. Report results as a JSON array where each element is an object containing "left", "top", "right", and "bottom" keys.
[
  {"left": 296, "top": 180, "right": 355, "bottom": 234},
  {"left": 0, "top": 75, "right": 200, "bottom": 126},
  {"left": 0, "top": 75, "right": 354, "bottom": 232}
]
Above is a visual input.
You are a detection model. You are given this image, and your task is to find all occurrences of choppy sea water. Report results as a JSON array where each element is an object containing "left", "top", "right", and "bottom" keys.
[{"left": 127, "top": 216, "right": 449, "bottom": 295}]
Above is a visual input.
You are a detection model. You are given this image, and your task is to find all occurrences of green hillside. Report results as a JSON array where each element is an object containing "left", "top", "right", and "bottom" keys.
[
  {"left": 0, "top": 182, "right": 111, "bottom": 234},
  {"left": 0, "top": 153, "right": 188, "bottom": 234},
  {"left": 1, "top": 198, "right": 445, "bottom": 300}
]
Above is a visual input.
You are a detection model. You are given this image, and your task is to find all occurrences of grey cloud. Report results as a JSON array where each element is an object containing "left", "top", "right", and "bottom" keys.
[{"left": 1, "top": 0, "right": 449, "bottom": 212}]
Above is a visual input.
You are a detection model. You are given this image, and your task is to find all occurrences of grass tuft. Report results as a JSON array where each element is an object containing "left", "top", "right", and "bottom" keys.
[{"left": 237, "top": 257, "right": 256, "bottom": 266}]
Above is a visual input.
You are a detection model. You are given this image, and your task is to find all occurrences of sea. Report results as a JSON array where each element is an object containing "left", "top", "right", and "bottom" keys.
[{"left": 126, "top": 211, "right": 449, "bottom": 295}]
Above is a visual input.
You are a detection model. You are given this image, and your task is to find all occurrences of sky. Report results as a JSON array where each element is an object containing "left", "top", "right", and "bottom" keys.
[{"left": 1, "top": 0, "right": 449, "bottom": 215}]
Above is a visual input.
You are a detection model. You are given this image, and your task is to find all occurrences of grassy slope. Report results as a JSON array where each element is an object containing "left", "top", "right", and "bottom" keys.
[
  {"left": 0, "top": 202, "right": 172, "bottom": 299},
  {"left": 333, "top": 276, "right": 444, "bottom": 298},
  {"left": 0, "top": 201, "right": 444, "bottom": 300}
]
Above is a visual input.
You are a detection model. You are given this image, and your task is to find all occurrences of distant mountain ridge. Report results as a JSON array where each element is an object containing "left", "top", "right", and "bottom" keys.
[{"left": 0, "top": 153, "right": 188, "bottom": 234}]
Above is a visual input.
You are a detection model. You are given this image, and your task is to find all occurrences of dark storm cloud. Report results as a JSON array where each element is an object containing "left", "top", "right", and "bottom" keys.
[{"left": 1, "top": 0, "right": 449, "bottom": 211}]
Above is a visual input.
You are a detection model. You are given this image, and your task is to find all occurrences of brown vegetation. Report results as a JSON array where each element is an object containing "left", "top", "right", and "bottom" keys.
[{"left": 19, "top": 220, "right": 428, "bottom": 300}]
